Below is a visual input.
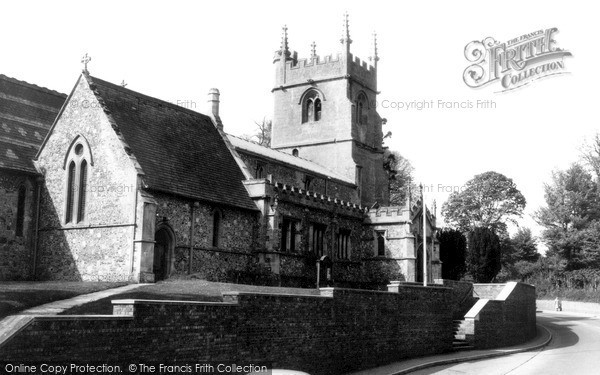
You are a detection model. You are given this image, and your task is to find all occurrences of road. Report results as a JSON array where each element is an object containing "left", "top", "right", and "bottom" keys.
[{"left": 411, "top": 312, "right": 600, "bottom": 375}]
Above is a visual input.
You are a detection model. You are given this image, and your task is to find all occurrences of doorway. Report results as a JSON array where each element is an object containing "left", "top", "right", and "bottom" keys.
[{"left": 153, "top": 227, "right": 173, "bottom": 281}]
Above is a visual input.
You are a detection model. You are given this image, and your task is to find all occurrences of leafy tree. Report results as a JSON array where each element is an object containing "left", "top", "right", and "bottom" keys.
[
  {"left": 383, "top": 150, "right": 417, "bottom": 205},
  {"left": 536, "top": 163, "right": 600, "bottom": 269},
  {"left": 442, "top": 171, "right": 526, "bottom": 234},
  {"left": 536, "top": 164, "right": 600, "bottom": 231},
  {"left": 581, "top": 132, "right": 600, "bottom": 181},
  {"left": 242, "top": 118, "right": 272, "bottom": 147},
  {"left": 510, "top": 228, "right": 540, "bottom": 263},
  {"left": 498, "top": 228, "right": 539, "bottom": 281},
  {"left": 466, "top": 227, "right": 502, "bottom": 282},
  {"left": 438, "top": 228, "right": 467, "bottom": 280}
]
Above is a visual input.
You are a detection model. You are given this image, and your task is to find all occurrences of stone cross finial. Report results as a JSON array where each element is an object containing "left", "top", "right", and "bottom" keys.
[
  {"left": 81, "top": 53, "right": 91, "bottom": 73},
  {"left": 310, "top": 41, "right": 317, "bottom": 60}
]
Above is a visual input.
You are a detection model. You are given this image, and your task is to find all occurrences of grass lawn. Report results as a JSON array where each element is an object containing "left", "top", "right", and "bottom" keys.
[
  {"left": 62, "top": 279, "right": 320, "bottom": 315},
  {"left": 0, "top": 281, "right": 128, "bottom": 319}
]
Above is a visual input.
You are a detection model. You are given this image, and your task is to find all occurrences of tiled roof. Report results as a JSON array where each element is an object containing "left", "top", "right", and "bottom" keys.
[
  {"left": 86, "top": 75, "right": 257, "bottom": 211},
  {"left": 227, "top": 134, "right": 355, "bottom": 185},
  {"left": 0, "top": 74, "right": 66, "bottom": 173}
]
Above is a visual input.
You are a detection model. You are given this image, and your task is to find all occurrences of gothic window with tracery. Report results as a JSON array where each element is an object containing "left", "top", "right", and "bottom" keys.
[
  {"left": 65, "top": 141, "right": 90, "bottom": 224},
  {"left": 356, "top": 92, "right": 368, "bottom": 125}
]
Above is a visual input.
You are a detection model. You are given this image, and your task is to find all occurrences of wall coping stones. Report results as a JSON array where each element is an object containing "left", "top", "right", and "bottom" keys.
[
  {"left": 222, "top": 291, "right": 330, "bottom": 299},
  {"left": 31, "top": 315, "right": 134, "bottom": 321},
  {"left": 111, "top": 299, "right": 238, "bottom": 306}
]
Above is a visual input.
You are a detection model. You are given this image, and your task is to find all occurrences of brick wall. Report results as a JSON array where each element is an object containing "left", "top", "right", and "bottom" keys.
[
  {"left": 435, "top": 279, "right": 478, "bottom": 320},
  {"left": 0, "top": 286, "right": 453, "bottom": 375},
  {"left": 463, "top": 282, "right": 536, "bottom": 349}
]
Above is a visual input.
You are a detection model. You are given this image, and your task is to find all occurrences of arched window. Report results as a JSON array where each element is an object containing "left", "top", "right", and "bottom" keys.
[
  {"left": 306, "top": 100, "right": 314, "bottom": 122},
  {"left": 356, "top": 93, "right": 368, "bottom": 125},
  {"left": 66, "top": 161, "right": 76, "bottom": 224},
  {"left": 212, "top": 209, "right": 221, "bottom": 247},
  {"left": 314, "top": 98, "right": 322, "bottom": 121},
  {"left": 15, "top": 185, "right": 26, "bottom": 237},
  {"left": 78, "top": 160, "right": 88, "bottom": 222},
  {"left": 255, "top": 163, "right": 265, "bottom": 179},
  {"left": 302, "top": 90, "right": 322, "bottom": 123},
  {"left": 64, "top": 139, "right": 91, "bottom": 224},
  {"left": 292, "top": 149, "right": 299, "bottom": 157},
  {"left": 376, "top": 231, "right": 385, "bottom": 256}
]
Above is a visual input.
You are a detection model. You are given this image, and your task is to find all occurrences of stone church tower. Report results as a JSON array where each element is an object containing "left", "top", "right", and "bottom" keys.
[{"left": 270, "top": 14, "right": 389, "bottom": 206}]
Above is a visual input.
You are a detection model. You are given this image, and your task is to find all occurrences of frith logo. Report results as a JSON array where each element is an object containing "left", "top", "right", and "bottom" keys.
[{"left": 463, "top": 28, "right": 572, "bottom": 92}]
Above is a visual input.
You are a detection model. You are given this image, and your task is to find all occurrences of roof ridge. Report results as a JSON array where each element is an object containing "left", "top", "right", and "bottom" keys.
[
  {"left": 0, "top": 74, "right": 67, "bottom": 98},
  {"left": 227, "top": 132, "right": 337, "bottom": 170},
  {"left": 226, "top": 133, "right": 355, "bottom": 185},
  {"left": 88, "top": 75, "right": 210, "bottom": 119}
]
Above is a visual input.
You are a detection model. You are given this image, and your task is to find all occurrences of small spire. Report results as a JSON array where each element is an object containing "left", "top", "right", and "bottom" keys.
[
  {"left": 280, "top": 25, "right": 290, "bottom": 59},
  {"left": 310, "top": 41, "right": 317, "bottom": 60},
  {"left": 369, "top": 31, "right": 380, "bottom": 68},
  {"left": 340, "top": 12, "right": 352, "bottom": 52},
  {"left": 120, "top": 80, "right": 127, "bottom": 88},
  {"left": 81, "top": 53, "right": 91, "bottom": 74}
]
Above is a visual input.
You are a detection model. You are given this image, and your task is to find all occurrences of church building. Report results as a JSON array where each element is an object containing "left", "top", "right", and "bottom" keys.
[{"left": 0, "top": 15, "right": 441, "bottom": 286}]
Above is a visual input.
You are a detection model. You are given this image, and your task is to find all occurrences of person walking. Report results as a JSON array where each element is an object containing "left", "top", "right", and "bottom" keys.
[{"left": 555, "top": 297, "right": 562, "bottom": 311}]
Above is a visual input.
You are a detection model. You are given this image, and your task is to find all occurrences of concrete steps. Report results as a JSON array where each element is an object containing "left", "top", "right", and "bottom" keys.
[{"left": 452, "top": 319, "right": 474, "bottom": 351}]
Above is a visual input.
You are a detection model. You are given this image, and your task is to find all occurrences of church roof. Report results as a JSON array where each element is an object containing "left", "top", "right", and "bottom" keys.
[
  {"left": 0, "top": 74, "right": 66, "bottom": 173},
  {"left": 86, "top": 75, "right": 257, "bottom": 211},
  {"left": 227, "top": 134, "right": 355, "bottom": 185}
]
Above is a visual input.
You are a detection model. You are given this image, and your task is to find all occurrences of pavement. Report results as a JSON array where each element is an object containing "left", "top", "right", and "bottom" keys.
[
  {"left": 346, "top": 323, "right": 552, "bottom": 375},
  {"left": 0, "top": 283, "right": 144, "bottom": 348}
]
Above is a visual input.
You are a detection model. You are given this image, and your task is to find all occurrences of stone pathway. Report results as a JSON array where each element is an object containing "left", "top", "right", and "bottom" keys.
[{"left": 0, "top": 283, "right": 144, "bottom": 348}]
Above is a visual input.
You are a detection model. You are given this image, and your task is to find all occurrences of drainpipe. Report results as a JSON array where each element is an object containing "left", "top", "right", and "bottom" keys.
[{"left": 32, "top": 176, "right": 43, "bottom": 279}]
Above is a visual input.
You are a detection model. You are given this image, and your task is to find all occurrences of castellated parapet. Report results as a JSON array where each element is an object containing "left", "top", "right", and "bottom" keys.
[{"left": 274, "top": 50, "right": 377, "bottom": 91}]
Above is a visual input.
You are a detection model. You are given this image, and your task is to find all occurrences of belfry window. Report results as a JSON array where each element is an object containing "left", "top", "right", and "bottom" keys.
[
  {"left": 302, "top": 90, "right": 322, "bottom": 123},
  {"left": 64, "top": 141, "right": 91, "bottom": 224},
  {"left": 356, "top": 93, "right": 368, "bottom": 125}
]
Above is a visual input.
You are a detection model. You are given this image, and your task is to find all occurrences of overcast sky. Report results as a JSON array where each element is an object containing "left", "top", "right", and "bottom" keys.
[{"left": 2, "top": 1, "right": 598, "bottom": 251}]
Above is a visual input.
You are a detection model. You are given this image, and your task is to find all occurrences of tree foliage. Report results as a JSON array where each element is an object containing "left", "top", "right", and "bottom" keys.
[
  {"left": 466, "top": 227, "right": 502, "bottom": 283},
  {"left": 581, "top": 132, "right": 600, "bottom": 181},
  {"left": 536, "top": 163, "right": 600, "bottom": 269},
  {"left": 510, "top": 228, "right": 540, "bottom": 263},
  {"left": 383, "top": 150, "right": 417, "bottom": 206},
  {"left": 442, "top": 171, "right": 526, "bottom": 234},
  {"left": 438, "top": 228, "right": 467, "bottom": 280},
  {"left": 498, "top": 228, "right": 540, "bottom": 281},
  {"left": 242, "top": 118, "right": 272, "bottom": 147}
]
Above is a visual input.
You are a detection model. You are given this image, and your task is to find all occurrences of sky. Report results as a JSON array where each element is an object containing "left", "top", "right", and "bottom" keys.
[{"left": 2, "top": 0, "right": 598, "bottom": 251}]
